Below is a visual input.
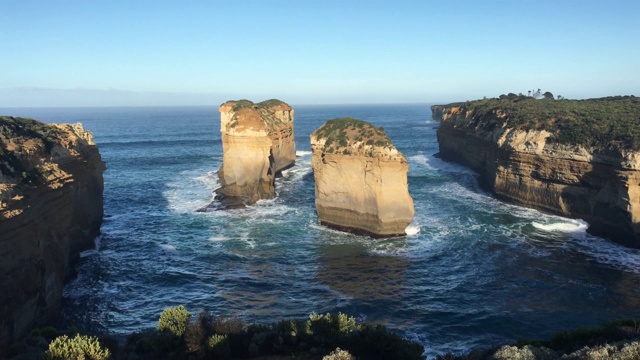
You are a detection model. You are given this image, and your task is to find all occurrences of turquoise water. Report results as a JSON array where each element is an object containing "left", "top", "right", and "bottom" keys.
[{"left": 4, "top": 104, "right": 640, "bottom": 357}]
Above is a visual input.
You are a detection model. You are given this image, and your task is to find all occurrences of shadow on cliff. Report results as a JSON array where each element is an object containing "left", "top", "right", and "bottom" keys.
[{"left": 557, "top": 153, "right": 638, "bottom": 248}]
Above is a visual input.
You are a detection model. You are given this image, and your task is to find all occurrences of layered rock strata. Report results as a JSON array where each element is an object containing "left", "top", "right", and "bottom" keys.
[
  {"left": 435, "top": 103, "right": 640, "bottom": 247},
  {"left": 215, "top": 99, "right": 295, "bottom": 208},
  {"left": 0, "top": 117, "right": 105, "bottom": 355},
  {"left": 311, "top": 117, "right": 414, "bottom": 237}
]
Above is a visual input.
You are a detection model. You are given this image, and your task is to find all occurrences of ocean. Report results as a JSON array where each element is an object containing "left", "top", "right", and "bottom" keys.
[{"left": 3, "top": 104, "right": 640, "bottom": 357}]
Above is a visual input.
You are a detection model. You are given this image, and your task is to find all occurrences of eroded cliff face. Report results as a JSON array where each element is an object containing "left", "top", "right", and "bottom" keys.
[
  {"left": 215, "top": 99, "right": 295, "bottom": 208},
  {"left": 436, "top": 106, "right": 640, "bottom": 247},
  {"left": 311, "top": 118, "right": 414, "bottom": 237},
  {"left": 0, "top": 117, "right": 105, "bottom": 354}
]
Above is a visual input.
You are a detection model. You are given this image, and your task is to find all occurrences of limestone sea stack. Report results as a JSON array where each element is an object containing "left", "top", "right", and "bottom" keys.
[
  {"left": 0, "top": 117, "right": 105, "bottom": 355},
  {"left": 435, "top": 95, "right": 640, "bottom": 248},
  {"left": 310, "top": 117, "right": 414, "bottom": 237},
  {"left": 216, "top": 99, "right": 295, "bottom": 208}
]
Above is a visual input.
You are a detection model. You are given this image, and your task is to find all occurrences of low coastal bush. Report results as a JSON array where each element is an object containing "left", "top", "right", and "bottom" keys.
[
  {"left": 19, "top": 306, "right": 423, "bottom": 360},
  {"left": 157, "top": 305, "right": 190, "bottom": 336},
  {"left": 440, "top": 95, "right": 640, "bottom": 150},
  {"left": 122, "top": 307, "right": 425, "bottom": 359},
  {"left": 323, "top": 347, "right": 354, "bottom": 360},
  {"left": 44, "top": 334, "right": 111, "bottom": 360}
]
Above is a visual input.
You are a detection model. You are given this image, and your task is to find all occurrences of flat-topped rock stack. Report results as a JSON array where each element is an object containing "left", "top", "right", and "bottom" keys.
[
  {"left": 215, "top": 99, "right": 295, "bottom": 208},
  {"left": 310, "top": 117, "right": 414, "bottom": 237}
]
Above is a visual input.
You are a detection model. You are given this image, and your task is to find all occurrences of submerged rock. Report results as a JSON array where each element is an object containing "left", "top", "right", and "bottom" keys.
[
  {"left": 214, "top": 99, "right": 295, "bottom": 208},
  {"left": 0, "top": 117, "right": 105, "bottom": 355},
  {"left": 310, "top": 117, "right": 414, "bottom": 237}
]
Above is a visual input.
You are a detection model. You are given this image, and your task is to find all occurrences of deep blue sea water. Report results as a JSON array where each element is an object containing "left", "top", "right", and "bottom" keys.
[{"left": 3, "top": 104, "right": 640, "bottom": 358}]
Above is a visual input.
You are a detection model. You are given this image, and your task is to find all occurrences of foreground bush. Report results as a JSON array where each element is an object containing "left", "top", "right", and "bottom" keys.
[
  {"left": 121, "top": 306, "right": 425, "bottom": 359},
  {"left": 323, "top": 347, "right": 354, "bottom": 360},
  {"left": 44, "top": 334, "right": 111, "bottom": 360},
  {"left": 157, "top": 305, "right": 190, "bottom": 336}
]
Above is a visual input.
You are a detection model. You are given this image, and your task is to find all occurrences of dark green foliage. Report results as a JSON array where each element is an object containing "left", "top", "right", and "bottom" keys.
[
  {"left": 516, "top": 319, "right": 640, "bottom": 354},
  {"left": 442, "top": 95, "right": 640, "bottom": 150},
  {"left": 228, "top": 99, "right": 287, "bottom": 112},
  {"left": 119, "top": 308, "right": 424, "bottom": 359},
  {"left": 124, "top": 329, "right": 185, "bottom": 360}
]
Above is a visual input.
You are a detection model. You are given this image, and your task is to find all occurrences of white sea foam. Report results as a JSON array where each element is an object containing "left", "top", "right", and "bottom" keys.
[
  {"left": 165, "top": 168, "right": 218, "bottom": 213},
  {"left": 572, "top": 235, "right": 640, "bottom": 274},
  {"left": 532, "top": 219, "right": 589, "bottom": 233},
  {"left": 426, "top": 156, "right": 478, "bottom": 175},
  {"left": 79, "top": 235, "right": 102, "bottom": 258},
  {"left": 296, "top": 150, "right": 312, "bottom": 156},
  {"left": 159, "top": 243, "right": 176, "bottom": 251},
  {"left": 408, "top": 154, "right": 429, "bottom": 166},
  {"left": 405, "top": 225, "right": 421, "bottom": 236}
]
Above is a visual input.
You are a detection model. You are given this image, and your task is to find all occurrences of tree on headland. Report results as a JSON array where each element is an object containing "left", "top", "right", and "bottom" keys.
[{"left": 543, "top": 91, "right": 554, "bottom": 100}]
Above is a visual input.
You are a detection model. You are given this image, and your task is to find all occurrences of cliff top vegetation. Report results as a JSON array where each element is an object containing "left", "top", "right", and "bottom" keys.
[
  {"left": 312, "top": 117, "right": 398, "bottom": 157},
  {"left": 438, "top": 95, "right": 640, "bottom": 150},
  {"left": 221, "top": 99, "right": 290, "bottom": 112},
  {"left": 220, "top": 99, "right": 292, "bottom": 131},
  {"left": 0, "top": 116, "right": 63, "bottom": 185}
]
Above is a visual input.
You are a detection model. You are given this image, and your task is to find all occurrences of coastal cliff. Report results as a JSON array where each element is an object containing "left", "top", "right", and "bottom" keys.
[
  {"left": 310, "top": 117, "right": 414, "bottom": 237},
  {"left": 216, "top": 99, "right": 295, "bottom": 208},
  {"left": 0, "top": 117, "right": 105, "bottom": 354},
  {"left": 434, "top": 96, "right": 640, "bottom": 247},
  {"left": 431, "top": 104, "right": 460, "bottom": 121}
]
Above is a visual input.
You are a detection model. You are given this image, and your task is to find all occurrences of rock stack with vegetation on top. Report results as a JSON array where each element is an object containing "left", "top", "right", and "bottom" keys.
[
  {"left": 310, "top": 117, "right": 414, "bottom": 237},
  {"left": 215, "top": 99, "right": 295, "bottom": 208}
]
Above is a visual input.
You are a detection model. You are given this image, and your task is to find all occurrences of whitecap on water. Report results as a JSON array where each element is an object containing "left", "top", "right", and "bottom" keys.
[
  {"left": 408, "top": 154, "right": 429, "bottom": 167},
  {"left": 572, "top": 235, "right": 640, "bottom": 274},
  {"left": 296, "top": 150, "right": 312, "bottom": 156},
  {"left": 79, "top": 235, "right": 102, "bottom": 258},
  {"left": 405, "top": 225, "right": 421, "bottom": 236},
  {"left": 532, "top": 219, "right": 589, "bottom": 233},
  {"left": 164, "top": 167, "right": 218, "bottom": 213},
  {"left": 159, "top": 243, "right": 177, "bottom": 251}
]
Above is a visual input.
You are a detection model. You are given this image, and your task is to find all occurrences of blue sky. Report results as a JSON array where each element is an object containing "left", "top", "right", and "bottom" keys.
[{"left": 1, "top": 0, "right": 639, "bottom": 106}]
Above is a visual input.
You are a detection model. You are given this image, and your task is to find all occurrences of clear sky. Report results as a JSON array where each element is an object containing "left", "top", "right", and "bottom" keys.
[{"left": 1, "top": 0, "right": 639, "bottom": 107}]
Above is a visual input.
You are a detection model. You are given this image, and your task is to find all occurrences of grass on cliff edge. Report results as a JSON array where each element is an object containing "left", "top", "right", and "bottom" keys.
[
  {"left": 313, "top": 117, "right": 393, "bottom": 156},
  {"left": 224, "top": 99, "right": 288, "bottom": 112},
  {"left": 440, "top": 95, "right": 640, "bottom": 150},
  {"left": 0, "top": 116, "right": 63, "bottom": 184}
]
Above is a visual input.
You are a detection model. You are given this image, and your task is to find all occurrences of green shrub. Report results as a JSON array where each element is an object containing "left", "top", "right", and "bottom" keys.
[
  {"left": 306, "top": 312, "right": 357, "bottom": 346},
  {"left": 323, "top": 347, "right": 355, "bottom": 360},
  {"left": 44, "top": 334, "right": 110, "bottom": 360},
  {"left": 157, "top": 305, "right": 191, "bottom": 336},
  {"left": 207, "top": 334, "right": 231, "bottom": 359}
]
